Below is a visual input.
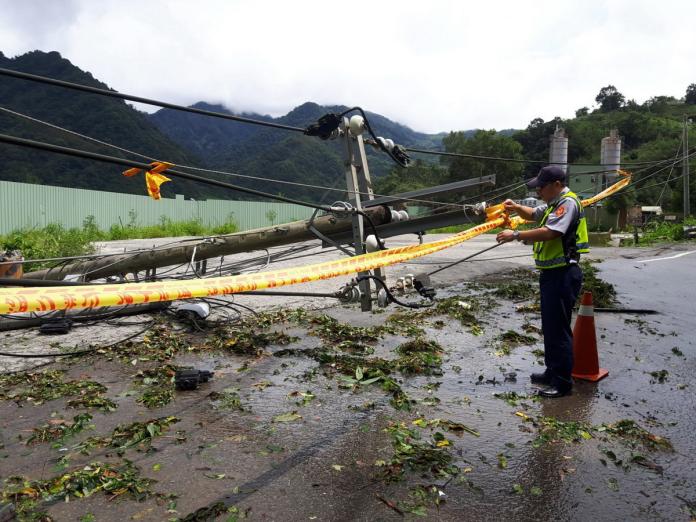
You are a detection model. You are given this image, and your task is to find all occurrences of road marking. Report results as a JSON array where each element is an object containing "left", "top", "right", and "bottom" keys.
[{"left": 640, "top": 250, "right": 696, "bottom": 263}]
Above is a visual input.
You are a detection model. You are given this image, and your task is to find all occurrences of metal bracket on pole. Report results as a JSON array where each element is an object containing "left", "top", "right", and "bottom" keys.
[
  {"left": 307, "top": 207, "right": 356, "bottom": 257},
  {"left": 341, "top": 116, "right": 380, "bottom": 311}
]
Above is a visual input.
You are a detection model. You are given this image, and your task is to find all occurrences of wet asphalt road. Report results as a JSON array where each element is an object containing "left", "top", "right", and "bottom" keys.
[{"left": 1, "top": 240, "right": 695, "bottom": 521}]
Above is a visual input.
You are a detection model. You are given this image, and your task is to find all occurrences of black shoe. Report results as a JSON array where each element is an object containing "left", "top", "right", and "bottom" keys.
[
  {"left": 538, "top": 386, "right": 571, "bottom": 399},
  {"left": 530, "top": 372, "right": 551, "bottom": 385}
]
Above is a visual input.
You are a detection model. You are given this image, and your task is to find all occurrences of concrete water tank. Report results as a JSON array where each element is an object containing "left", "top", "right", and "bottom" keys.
[
  {"left": 601, "top": 129, "right": 621, "bottom": 183},
  {"left": 549, "top": 126, "right": 568, "bottom": 174}
]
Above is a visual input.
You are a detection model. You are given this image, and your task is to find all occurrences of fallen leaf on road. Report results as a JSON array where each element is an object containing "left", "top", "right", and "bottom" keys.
[{"left": 273, "top": 411, "right": 302, "bottom": 423}]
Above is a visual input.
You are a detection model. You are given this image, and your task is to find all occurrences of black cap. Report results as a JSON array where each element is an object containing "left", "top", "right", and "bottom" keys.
[{"left": 526, "top": 166, "right": 566, "bottom": 189}]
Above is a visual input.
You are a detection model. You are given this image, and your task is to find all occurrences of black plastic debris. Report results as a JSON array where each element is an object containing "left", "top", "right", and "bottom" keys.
[
  {"left": 175, "top": 369, "right": 214, "bottom": 391},
  {"left": 39, "top": 318, "right": 73, "bottom": 335}
]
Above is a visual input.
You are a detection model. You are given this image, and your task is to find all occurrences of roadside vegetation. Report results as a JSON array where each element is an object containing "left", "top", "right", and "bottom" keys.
[
  {"left": 638, "top": 216, "right": 696, "bottom": 245},
  {"left": 0, "top": 214, "right": 238, "bottom": 262}
]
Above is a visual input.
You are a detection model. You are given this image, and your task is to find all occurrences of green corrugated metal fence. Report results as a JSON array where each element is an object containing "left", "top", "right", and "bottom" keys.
[{"left": 0, "top": 180, "right": 314, "bottom": 234}]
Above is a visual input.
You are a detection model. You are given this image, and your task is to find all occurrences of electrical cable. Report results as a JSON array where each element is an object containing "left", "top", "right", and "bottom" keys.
[
  {"left": 656, "top": 140, "right": 682, "bottom": 206},
  {"left": 0, "top": 319, "right": 156, "bottom": 358},
  {"left": 0, "top": 68, "right": 306, "bottom": 133},
  {"left": 405, "top": 146, "right": 683, "bottom": 167},
  {"left": 428, "top": 242, "right": 506, "bottom": 276},
  {"left": 0, "top": 105, "right": 470, "bottom": 213},
  {"left": 339, "top": 107, "right": 411, "bottom": 167},
  {"left": 355, "top": 274, "right": 433, "bottom": 309},
  {"left": 0, "top": 69, "right": 678, "bottom": 173},
  {"left": 0, "top": 132, "right": 334, "bottom": 212}
]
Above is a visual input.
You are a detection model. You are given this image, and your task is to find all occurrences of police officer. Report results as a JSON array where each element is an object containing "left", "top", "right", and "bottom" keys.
[{"left": 496, "top": 166, "right": 589, "bottom": 398}]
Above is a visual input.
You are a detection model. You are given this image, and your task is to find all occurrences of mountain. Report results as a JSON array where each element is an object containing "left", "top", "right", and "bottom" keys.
[
  {"left": 0, "top": 50, "right": 449, "bottom": 203},
  {"left": 0, "top": 50, "right": 215, "bottom": 199},
  {"left": 149, "top": 101, "right": 448, "bottom": 199}
]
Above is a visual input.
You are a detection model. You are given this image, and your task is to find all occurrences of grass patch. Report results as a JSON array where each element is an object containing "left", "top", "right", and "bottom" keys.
[{"left": 0, "top": 215, "right": 239, "bottom": 267}]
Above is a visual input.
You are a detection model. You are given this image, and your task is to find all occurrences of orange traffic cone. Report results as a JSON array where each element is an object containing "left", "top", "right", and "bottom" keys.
[{"left": 572, "top": 291, "right": 609, "bottom": 381}]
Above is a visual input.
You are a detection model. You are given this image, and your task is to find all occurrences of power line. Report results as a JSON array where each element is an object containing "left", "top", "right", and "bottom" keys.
[
  {"left": 0, "top": 67, "right": 306, "bottom": 133},
  {"left": 0, "top": 67, "right": 684, "bottom": 173},
  {"left": 406, "top": 146, "right": 678, "bottom": 167},
  {"left": 0, "top": 132, "right": 333, "bottom": 211},
  {"left": 656, "top": 138, "right": 683, "bottom": 206},
  {"left": 0, "top": 105, "right": 469, "bottom": 212}
]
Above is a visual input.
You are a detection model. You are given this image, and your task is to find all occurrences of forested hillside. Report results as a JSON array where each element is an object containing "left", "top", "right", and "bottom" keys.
[
  {"left": 0, "top": 51, "right": 447, "bottom": 202},
  {"left": 1, "top": 51, "right": 694, "bottom": 213},
  {"left": 0, "top": 50, "right": 213, "bottom": 199},
  {"left": 377, "top": 85, "right": 696, "bottom": 214}
]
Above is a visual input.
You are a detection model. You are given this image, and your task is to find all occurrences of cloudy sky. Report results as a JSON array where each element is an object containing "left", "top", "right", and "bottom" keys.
[{"left": 1, "top": 0, "right": 694, "bottom": 133}]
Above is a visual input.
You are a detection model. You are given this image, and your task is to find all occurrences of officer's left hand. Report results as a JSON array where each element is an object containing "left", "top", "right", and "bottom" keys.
[{"left": 496, "top": 230, "right": 515, "bottom": 243}]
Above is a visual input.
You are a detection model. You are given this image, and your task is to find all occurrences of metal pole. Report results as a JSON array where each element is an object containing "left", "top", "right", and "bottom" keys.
[
  {"left": 341, "top": 117, "right": 371, "bottom": 311},
  {"left": 684, "top": 115, "right": 691, "bottom": 218}
]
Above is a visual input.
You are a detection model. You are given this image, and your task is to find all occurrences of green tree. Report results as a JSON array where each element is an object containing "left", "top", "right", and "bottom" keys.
[
  {"left": 575, "top": 107, "right": 589, "bottom": 117},
  {"left": 265, "top": 209, "right": 278, "bottom": 225},
  {"left": 595, "top": 85, "right": 625, "bottom": 112},
  {"left": 512, "top": 117, "right": 565, "bottom": 178},
  {"left": 686, "top": 83, "right": 696, "bottom": 104},
  {"left": 441, "top": 130, "right": 526, "bottom": 200},
  {"left": 373, "top": 160, "right": 448, "bottom": 196}
]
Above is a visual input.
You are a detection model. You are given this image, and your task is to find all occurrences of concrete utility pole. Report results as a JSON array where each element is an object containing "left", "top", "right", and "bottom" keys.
[
  {"left": 24, "top": 207, "right": 391, "bottom": 281},
  {"left": 684, "top": 115, "right": 691, "bottom": 217}
]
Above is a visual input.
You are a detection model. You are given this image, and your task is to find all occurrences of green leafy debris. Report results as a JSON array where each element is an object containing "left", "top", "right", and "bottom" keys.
[
  {"left": 492, "top": 281, "right": 537, "bottom": 300},
  {"left": 0, "top": 370, "right": 115, "bottom": 412},
  {"left": 70, "top": 416, "right": 180, "bottom": 457},
  {"left": 117, "top": 324, "right": 194, "bottom": 362},
  {"left": 209, "top": 387, "right": 245, "bottom": 411},
  {"left": 381, "top": 422, "right": 458, "bottom": 483},
  {"left": 272, "top": 412, "right": 302, "bottom": 423},
  {"left": 1, "top": 461, "right": 154, "bottom": 519},
  {"left": 395, "top": 338, "right": 444, "bottom": 376},
  {"left": 493, "top": 391, "right": 540, "bottom": 407},
  {"left": 494, "top": 330, "right": 538, "bottom": 356},
  {"left": 134, "top": 365, "right": 176, "bottom": 409},
  {"left": 27, "top": 413, "right": 94, "bottom": 446},
  {"left": 287, "top": 390, "right": 315, "bottom": 406},
  {"left": 399, "top": 485, "right": 446, "bottom": 516},
  {"left": 579, "top": 260, "right": 617, "bottom": 308},
  {"left": 209, "top": 324, "right": 298, "bottom": 356},
  {"left": 648, "top": 369, "right": 668, "bottom": 383},
  {"left": 532, "top": 416, "right": 593, "bottom": 447},
  {"left": 596, "top": 419, "right": 673, "bottom": 451}
]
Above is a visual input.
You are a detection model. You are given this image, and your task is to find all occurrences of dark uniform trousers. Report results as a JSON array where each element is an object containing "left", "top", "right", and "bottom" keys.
[{"left": 539, "top": 263, "right": 583, "bottom": 391}]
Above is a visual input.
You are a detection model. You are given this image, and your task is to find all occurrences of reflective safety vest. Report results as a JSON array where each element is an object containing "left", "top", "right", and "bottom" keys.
[{"left": 533, "top": 190, "right": 589, "bottom": 270}]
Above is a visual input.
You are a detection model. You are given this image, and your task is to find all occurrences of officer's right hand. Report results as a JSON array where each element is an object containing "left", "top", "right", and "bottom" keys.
[{"left": 503, "top": 199, "right": 518, "bottom": 212}]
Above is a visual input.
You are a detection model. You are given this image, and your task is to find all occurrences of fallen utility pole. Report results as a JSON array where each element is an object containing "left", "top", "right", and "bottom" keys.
[{"left": 24, "top": 206, "right": 391, "bottom": 281}]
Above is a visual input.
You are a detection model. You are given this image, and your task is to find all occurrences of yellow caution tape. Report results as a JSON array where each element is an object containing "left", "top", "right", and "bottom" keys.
[
  {"left": 0, "top": 171, "right": 631, "bottom": 314},
  {"left": 123, "top": 161, "right": 173, "bottom": 200}
]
